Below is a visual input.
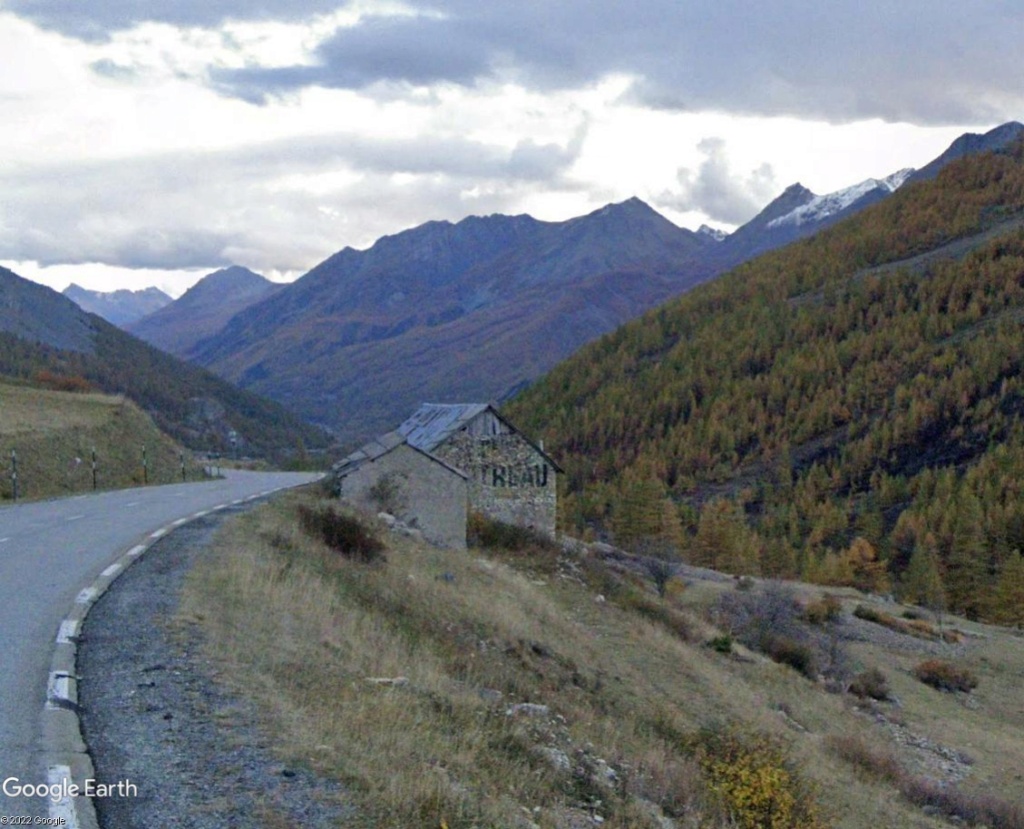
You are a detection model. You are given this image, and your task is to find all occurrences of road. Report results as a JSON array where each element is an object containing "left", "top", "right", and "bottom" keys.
[{"left": 0, "top": 470, "right": 321, "bottom": 821}]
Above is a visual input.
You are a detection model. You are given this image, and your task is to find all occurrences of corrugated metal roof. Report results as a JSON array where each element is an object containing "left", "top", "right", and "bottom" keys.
[
  {"left": 396, "top": 403, "right": 490, "bottom": 452},
  {"left": 332, "top": 430, "right": 405, "bottom": 476},
  {"left": 331, "top": 429, "right": 468, "bottom": 479}
]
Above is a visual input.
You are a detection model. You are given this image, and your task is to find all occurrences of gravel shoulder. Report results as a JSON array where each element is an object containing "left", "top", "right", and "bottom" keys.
[{"left": 78, "top": 504, "right": 353, "bottom": 828}]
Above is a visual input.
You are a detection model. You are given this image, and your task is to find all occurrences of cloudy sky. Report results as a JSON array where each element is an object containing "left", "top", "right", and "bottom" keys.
[{"left": 1, "top": 1, "right": 1021, "bottom": 296}]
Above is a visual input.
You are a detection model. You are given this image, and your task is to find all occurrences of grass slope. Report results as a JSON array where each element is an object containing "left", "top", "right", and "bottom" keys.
[
  {"left": 178, "top": 492, "right": 1024, "bottom": 828},
  {"left": 0, "top": 378, "right": 200, "bottom": 500}
]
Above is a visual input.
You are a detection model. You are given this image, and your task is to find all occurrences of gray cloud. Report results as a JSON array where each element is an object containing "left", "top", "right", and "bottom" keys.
[
  {"left": 4, "top": 0, "right": 350, "bottom": 41},
  {"left": 19, "top": 0, "right": 1018, "bottom": 125},
  {"left": 0, "top": 128, "right": 586, "bottom": 272},
  {"left": 655, "top": 138, "right": 777, "bottom": 225}
]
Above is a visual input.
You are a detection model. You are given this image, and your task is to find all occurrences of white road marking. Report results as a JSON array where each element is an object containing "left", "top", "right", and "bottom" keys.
[
  {"left": 125, "top": 501, "right": 140, "bottom": 507},
  {"left": 66, "top": 514, "right": 85, "bottom": 522},
  {"left": 46, "top": 672, "right": 71, "bottom": 708},
  {"left": 75, "top": 587, "right": 98, "bottom": 604},
  {"left": 101, "top": 563, "right": 122, "bottom": 579},
  {"left": 57, "top": 620, "right": 80, "bottom": 644},
  {"left": 48, "top": 765, "right": 79, "bottom": 828},
  {"left": 126, "top": 544, "right": 147, "bottom": 558},
  {"left": 212, "top": 503, "right": 228, "bottom": 511},
  {"left": 193, "top": 510, "right": 209, "bottom": 518},
  {"left": 0, "top": 537, "right": 9, "bottom": 543},
  {"left": 149, "top": 528, "right": 167, "bottom": 539},
  {"left": 171, "top": 518, "right": 188, "bottom": 526}
]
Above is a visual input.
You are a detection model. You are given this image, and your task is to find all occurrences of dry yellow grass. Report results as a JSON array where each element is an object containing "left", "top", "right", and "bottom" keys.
[
  {"left": 179, "top": 492, "right": 1024, "bottom": 828},
  {"left": 0, "top": 378, "right": 200, "bottom": 500}
]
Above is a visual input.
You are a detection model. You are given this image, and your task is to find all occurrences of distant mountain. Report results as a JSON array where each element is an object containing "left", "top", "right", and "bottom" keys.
[
  {"left": 63, "top": 283, "right": 171, "bottom": 326},
  {"left": 907, "top": 121, "right": 1024, "bottom": 184},
  {"left": 165, "top": 122, "right": 1024, "bottom": 448},
  {"left": 128, "top": 266, "right": 281, "bottom": 357},
  {"left": 190, "top": 198, "right": 717, "bottom": 443},
  {"left": 0, "top": 265, "right": 328, "bottom": 462},
  {"left": 715, "top": 171, "right": 913, "bottom": 264},
  {"left": 2, "top": 272, "right": 97, "bottom": 353},
  {"left": 714, "top": 122, "right": 1024, "bottom": 266}
]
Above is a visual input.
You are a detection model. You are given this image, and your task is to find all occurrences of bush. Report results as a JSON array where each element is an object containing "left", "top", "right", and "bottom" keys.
[
  {"left": 707, "top": 634, "right": 733, "bottom": 654},
  {"left": 804, "top": 594, "right": 843, "bottom": 625},
  {"left": 467, "top": 512, "right": 557, "bottom": 552},
  {"left": 761, "top": 635, "right": 818, "bottom": 679},
  {"left": 692, "top": 726, "right": 828, "bottom": 829},
  {"left": 297, "top": 504, "right": 385, "bottom": 563},
  {"left": 848, "top": 668, "right": 890, "bottom": 701},
  {"left": 913, "top": 660, "right": 979, "bottom": 693},
  {"left": 715, "top": 583, "right": 847, "bottom": 680},
  {"left": 853, "top": 604, "right": 884, "bottom": 624}
]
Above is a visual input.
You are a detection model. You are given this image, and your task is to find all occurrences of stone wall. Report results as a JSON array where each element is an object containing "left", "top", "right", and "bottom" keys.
[
  {"left": 432, "top": 431, "right": 557, "bottom": 537},
  {"left": 338, "top": 444, "right": 468, "bottom": 549}
]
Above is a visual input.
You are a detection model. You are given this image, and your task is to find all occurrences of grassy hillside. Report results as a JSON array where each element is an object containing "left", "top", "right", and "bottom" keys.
[
  {"left": 0, "top": 378, "right": 201, "bottom": 500},
  {"left": 178, "top": 494, "right": 1024, "bottom": 828},
  {"left": 507, "top": 138, "right": 1024, "bottom": 624}
]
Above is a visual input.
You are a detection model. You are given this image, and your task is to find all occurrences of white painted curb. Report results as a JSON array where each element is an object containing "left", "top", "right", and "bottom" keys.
[{"left": 42, "top": 489, "right": 287, "bottom": 828}]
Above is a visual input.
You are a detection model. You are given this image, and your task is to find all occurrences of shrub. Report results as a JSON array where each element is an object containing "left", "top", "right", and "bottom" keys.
[
  {"left": 297, "top": 504, "right": 386, "bottom": 563},
  {"left": 707, "top": 634, "right": 733, "bottom": 654},
  {"left": 32, "top": 369, "right": 93, "bottom": 393},
  {"left": 467, "top": 512, "right": 557, "bottom": 552},
  {"left": 761, "top": 635, "right": 818, "bottom": 679},
  {"left": 913, "top": 660, "right": 979, "bottom": 693},
  {"left": 825, "top": 733, "right": 903, "bottom": 786},
  {"left": 804, "top": 594, "right": 843, "bottom": 625},
  {"left": 853, "top": 604, "right": 884, "bottom": 624},
  {"left": 829, "top": 734, "right": 1022, "bottom": 828},
  {"left": 367, "top": 472, "right": 407, "bottom": 515},
  {"left": 693, "top": 726, "right": 829, "bottom": 829},
  {"left": 715, "top": 583, "right": 847, "bottom": 680},
  {"left": 848, "top": 668, "right": 890, "bottom": 701}
]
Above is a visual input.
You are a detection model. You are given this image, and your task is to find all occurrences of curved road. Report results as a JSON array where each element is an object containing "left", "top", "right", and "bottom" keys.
[{"left": 0, "top": 470, "right": 320, "bottom": 822}]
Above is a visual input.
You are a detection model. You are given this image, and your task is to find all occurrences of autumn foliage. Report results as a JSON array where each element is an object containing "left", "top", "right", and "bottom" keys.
[{"left": 509, "top": 138, "right": 1024, "bottom": 622}]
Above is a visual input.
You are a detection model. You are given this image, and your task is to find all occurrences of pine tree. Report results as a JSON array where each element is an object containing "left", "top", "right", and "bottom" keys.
[
  {"left": 901, "top": 532, "right": 946, "bottom": 615},
  {"left": 991, "top": 551, "right": 1024, "bottom": 627},
  {"left": 945, "top": 490, "right": 989, "bottom": 619},
  {"left": 612, "top": 472, "right": 665, "bottom": 549},
  {"left": 843, "top": 536, "right": 890, "bottom": 594}
]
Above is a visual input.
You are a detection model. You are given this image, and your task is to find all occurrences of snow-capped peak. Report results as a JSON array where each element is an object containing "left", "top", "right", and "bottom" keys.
[
  {"left": 697, "top": 224, "right": 728, "bottom": 242},
  {"left": 766, "top": 168, "right": 915, "bottom": 230}
]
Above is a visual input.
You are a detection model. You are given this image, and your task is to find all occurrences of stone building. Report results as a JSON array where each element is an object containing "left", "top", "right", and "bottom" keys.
[
  {"left": 332, "top": 403, "right": 560, "bottom": 546},
  {"left": 397, "top": 403, "right": 561, "bottom": 537},
  {"left": 332, "top": 430, "right": 469, "bottom": 549}
]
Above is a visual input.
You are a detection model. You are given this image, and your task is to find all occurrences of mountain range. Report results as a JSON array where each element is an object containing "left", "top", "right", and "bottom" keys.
[
  {"left": 72, "top": 122, "right": 1024, "bottom": 447},
  {"left": 63, "top": 283, "right": 171, "bottom": 326},
  {"left": 127, "top": 265, "right": 281, "bottom": 357},
  {"left": 0, "top": 265, "right": 327, "bottom": 461}
]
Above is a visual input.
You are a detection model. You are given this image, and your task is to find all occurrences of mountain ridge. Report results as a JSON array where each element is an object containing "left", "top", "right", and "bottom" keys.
[
  {"left": 63, "top": 283, "right": 172, "bottom": 326},
  {"left": 0, "top": 264, "right": 327, "bottom": 461},
  {"left": 128, "top": 265, "right": 281, "bottom": 357}
]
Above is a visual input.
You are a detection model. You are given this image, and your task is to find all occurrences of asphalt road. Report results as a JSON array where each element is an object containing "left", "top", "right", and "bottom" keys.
[{"left": 0, "top": 470, "right": 321, "bottom": 820}]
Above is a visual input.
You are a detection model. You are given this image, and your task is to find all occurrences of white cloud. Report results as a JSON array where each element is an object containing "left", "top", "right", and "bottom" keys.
[
  {"left": 655, "top": 138, "right": 778, "bottom": 225},
  {"left": 0, "top": 3, "right": 1014, "bottom": 289}
]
